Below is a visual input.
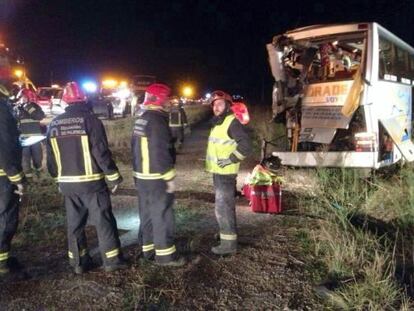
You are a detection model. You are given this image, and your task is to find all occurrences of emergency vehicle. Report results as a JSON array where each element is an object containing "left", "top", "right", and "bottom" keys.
[
  {"left": 266, "top": 22, "right": 414, "bottom": 168},
  {"left": 100, "top": 79, "right": 131, "bottom": 117},
  {"left": 131, "top": 75, "right": 156, "bottom": 103}
]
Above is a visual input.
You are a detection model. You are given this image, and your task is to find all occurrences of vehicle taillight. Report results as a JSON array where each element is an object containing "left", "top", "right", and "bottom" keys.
[{"left": 354, "top": 132, "right": 376, "bottom": 152}]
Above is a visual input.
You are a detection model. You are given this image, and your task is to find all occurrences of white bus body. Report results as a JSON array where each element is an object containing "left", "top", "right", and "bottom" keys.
[{"left": 267, "top": 23, "right": 414, "bottom": 168}]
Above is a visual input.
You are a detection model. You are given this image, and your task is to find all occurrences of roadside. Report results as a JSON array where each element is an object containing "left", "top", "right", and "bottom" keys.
[{"left": 0, "top": 106, "right": 323, "bottom": 310}]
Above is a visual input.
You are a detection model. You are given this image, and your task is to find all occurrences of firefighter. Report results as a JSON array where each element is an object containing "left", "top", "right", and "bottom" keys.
[
  {"left": 0, "top": 84, "right": 25, "bottom": 276},
  {"left": 169, "top": 99, "right": 188, "bottom": 151},
  {"left": 132, "top": 83, "right": 185, "bottom": 267},
  {"left": 16, "top": 88, "right": 45, "bottom": 178},
  {"left": 206, "top": 90, "right": 252, "bottom": 255},
  {"left": 46, "top": 82, "right": 126, "bottom": 274}
]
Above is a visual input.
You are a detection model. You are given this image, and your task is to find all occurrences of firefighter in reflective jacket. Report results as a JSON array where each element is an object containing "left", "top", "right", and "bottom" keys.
[
  {"left": 16, "top": 88, "right": 45, "bottom": 177},
  {"left": 169, "top": 100, "right": 188, "bottom": 151},
  {"left": 0, "top": 84, "right": 25, "bottom": 276},
  {"left": 46, "top": 82, "right": 126, "bottom": 274},
  {"left": 132, "top": 83, "right": 185, "bottom": 266},
  {"left": 206, "top": 90, "right": 252, "bottom": 255}
]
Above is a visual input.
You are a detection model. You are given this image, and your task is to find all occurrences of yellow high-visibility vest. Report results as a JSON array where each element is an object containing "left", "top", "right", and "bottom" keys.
[{"left": 205, "top": 115, "right": 240, "bottom": 174}]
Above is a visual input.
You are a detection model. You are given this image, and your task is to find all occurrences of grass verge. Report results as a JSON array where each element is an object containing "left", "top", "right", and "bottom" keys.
[{"left": 299, "top": 166, "right": 414, "bottom": 310}]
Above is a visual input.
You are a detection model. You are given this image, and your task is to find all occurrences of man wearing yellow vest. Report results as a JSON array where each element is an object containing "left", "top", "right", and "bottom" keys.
[{"left": 206, "top": 90, "right": 251, "bottom": 255}]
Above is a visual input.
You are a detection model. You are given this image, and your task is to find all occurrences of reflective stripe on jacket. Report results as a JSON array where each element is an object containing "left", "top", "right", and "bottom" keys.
[
  {"left": 206, "top": 115, "right": 240, "bottom": 174},
  {"left": 169, "top": 106, "right": 188, "bottom": 128},
  {"left": 46, "top": 104, "right": 121, "bottom": 194},
  {"left": 132, "top": 108, "right": 176, "bottom": 181},
  {"left": 0, "top": 100, "right": 24, "bottom": 186}
]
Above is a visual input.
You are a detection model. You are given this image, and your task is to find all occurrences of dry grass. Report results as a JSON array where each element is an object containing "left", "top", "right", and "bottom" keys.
[
  {"left": 327, "top": 252, "right": 402, "bottom": 310},
  {"left": 246, "top": 104, "right": 286, "bottom": 152},
  {"left": 301, "top": 167, "right": 414, "bottom": 310}
]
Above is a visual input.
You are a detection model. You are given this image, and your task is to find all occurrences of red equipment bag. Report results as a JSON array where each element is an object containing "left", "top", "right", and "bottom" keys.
[
  {"left": 242, "top": 164, "right": 283, "bottom": 214},
  {"left": 243, "top": 184, "right": 282, "bottom": 214}
]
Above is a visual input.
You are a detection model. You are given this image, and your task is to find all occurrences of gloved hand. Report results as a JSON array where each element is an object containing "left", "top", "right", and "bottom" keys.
[
  {"left": 111, "top": 184, "right": 119, "bottom": 194},
  {"left": 107, "top": 174, "right": 123, "bottom": 194},
  {"left": 217, "top": 158, "right": 233, "bottom": 168},
  {"left": 166, "top": 179, "right": 175, "bottom": 193},
  {"left": 14, "top": 183, "right": 24, "bottom": 196}
]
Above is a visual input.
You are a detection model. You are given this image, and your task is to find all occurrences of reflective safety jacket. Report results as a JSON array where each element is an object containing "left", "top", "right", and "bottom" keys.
[
  {"left": 0, "top": 100, "right": 24, "bottom": 189},
  {"left": 17, "top": 102, "right": 45, "bottom": 137},
  {"left": 132, "top": 107, "right": 176, "bottom": 181},
  {"left": 46, "top": 104, "right": 122, "bottom": 195},
  {"left": 169, "top": 105, "right": 188, "bottom": 128},
  {"left": 206, "top": 113, "right": 251, "bottom": 175}
]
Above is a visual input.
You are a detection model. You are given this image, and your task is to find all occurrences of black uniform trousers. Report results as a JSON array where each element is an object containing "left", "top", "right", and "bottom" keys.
[
  {"left": 135, "top": 179, "right": 177, "bottom": 264},
  {"left": 22, "top": 142, "right": 43, "bottom": 173},
  {"left": 0, "top": 182, "right": 19, "bottom": 263},
  {"left": 64, "top": 188, "right": 122, "bottom": 267},
  {"left": 213, "top": 174, "right": 238, "bottom": 238},
  {"left": 170, "top": 126, "right": 185, "bottom": 144}
]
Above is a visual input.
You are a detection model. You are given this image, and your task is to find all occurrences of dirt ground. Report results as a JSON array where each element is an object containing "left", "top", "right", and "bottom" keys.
[{"left": 0, "top": 120, "right": 323, "bottom": 310}]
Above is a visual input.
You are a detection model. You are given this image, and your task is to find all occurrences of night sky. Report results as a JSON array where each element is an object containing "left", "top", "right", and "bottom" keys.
[{"left": 1, "top": 0, "right": 414, "bottom": 100}]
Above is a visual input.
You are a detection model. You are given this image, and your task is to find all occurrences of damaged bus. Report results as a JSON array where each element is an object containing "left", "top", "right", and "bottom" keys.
[{"left": 266, "top": 23, "right": 414, "bottom": 168}]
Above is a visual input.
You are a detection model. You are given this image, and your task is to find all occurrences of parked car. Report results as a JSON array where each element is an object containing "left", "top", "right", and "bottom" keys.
[
  {"left": 100, "top": 85, "right": 131, "bottom": 118},
  {"left": 87, "top": 95, "right": 114, "bottom": 119},
  {"left": 37, "top": 86, "right": 63, "bottom": 115}
]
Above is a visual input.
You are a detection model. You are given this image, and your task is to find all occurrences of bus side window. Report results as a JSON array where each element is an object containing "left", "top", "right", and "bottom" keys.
[
  {"left": 379, "top": 37, "right": 392, "bottom": 79},
  {"left": 379, "top": 35, "right": 414, "bottom": 81}
]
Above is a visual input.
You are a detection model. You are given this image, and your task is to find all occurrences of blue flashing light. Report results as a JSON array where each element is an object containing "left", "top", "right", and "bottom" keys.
[{"left": 82, "top": 81, "right": 98, "bottom": 93}]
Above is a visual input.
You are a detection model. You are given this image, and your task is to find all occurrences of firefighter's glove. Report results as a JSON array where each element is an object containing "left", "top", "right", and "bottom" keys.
[
  {"left": 111, "top": 184, "right": 119, "bottom": 194},
  {"left": 166, "top": 179, "right": 175, "bottom": 193},
  {"left": 107, "top": 175, "right": 123, "bottom": 194},
  {"left": 14, "top": 183, "right": 24, "bottom": 196},
  {"left": 217, "top": 158, "right": 233, "bottom": 168}
]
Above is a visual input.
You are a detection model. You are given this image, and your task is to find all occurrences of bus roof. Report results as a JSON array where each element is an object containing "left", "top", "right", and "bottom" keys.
[
  {"left": 284, "top": 23, "right": 370, "bottom": 40},
  {"left": 280, "top": 22, "right": 414, "bottom": 53}
]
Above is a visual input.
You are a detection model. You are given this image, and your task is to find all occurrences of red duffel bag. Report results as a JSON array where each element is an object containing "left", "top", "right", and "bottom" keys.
[
  {"left": 243, "top": 184, "right": 282, "bottom": 213},
  {"left": 242, "top": 165, "right": 283, "bottom": 214}
]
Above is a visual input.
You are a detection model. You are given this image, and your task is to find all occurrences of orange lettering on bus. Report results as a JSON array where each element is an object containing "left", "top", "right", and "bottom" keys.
[{"left": 323, "top": 86, "right": 331, "bottom": 96}]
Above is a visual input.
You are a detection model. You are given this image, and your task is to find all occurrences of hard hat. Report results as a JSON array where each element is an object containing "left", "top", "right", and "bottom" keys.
[
  {"left": 143, "top": 83, "right": 171, "bottom": 106},
  {"left": 18, "top": 88, "right": 37, "bottom": 103},
  {"left": 209, "top": 90, "right": 233, "bottom": 106},
  {"left": 231, "top": 102, "right": 250, "bottom": 125},
  {"left": 62, "top": 82, "right": 86, "bottom": 104}
]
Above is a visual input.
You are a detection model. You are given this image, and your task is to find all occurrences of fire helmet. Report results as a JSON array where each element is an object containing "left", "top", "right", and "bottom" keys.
[
  {"left": 18, "top": 88, "right": 37, "bottom": 103},
  {"left": 143, "top": 83, "right": 171, "bottom": 106},
  {"left": 62, "top": 82, "right": 86, "bottom": 104},
  {"left": 231, "top": 102, "right": 250, "bottom": 125},
  {"left": 209, "top": 90, "right": 233, "bottom": 106}
]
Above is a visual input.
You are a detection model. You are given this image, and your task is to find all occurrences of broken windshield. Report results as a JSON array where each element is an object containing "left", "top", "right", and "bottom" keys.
[{"left": 284, "top": 32, "right": 366, "bottom": 84}]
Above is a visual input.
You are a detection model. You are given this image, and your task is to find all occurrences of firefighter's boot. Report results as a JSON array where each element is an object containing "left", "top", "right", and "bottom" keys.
[
  {"left": 211, "top": 240, "right": 237, "bottom": 255},
  {"left": 155, "top": 256, "right": 186, "bottom": 267},
  {"left": 74, "top": 254, "right": 93, "bottom": 275},
  {"left": 0, "top": 260, "right": 9, "bottom": 275},
  {"left": 0, "top": 257, "right": 29, "bottom": 281},
  {"left": 104, "top": 256, "right": 129, "bottom": 273}
]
